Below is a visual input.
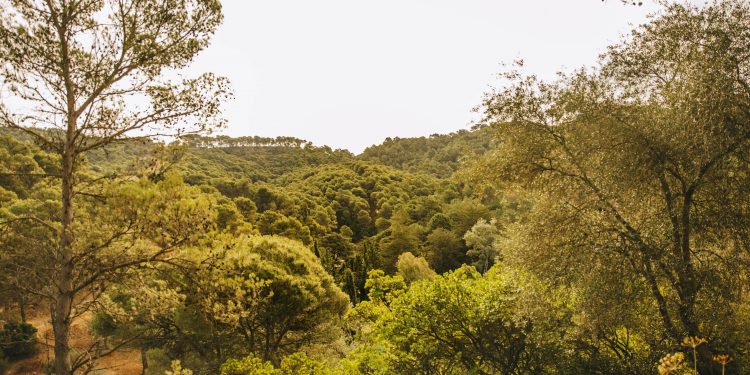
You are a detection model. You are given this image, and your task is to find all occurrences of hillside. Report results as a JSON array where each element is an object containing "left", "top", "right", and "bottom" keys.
[
  {"left": 359, "top": 126, "right": 494, "bottom": 178},
  {"left": 0, "top": 127, "right": 502, "bottom": 374},
  {"left": 84, "top": 135, "right": 355, "bottom": 183}
]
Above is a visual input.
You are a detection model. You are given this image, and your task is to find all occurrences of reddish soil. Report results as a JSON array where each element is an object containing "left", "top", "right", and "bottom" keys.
[{"left": 5, "top": 311, "right": 142, "bottom": 375}]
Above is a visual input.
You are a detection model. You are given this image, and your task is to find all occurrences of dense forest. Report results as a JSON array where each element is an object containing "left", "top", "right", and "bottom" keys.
[{"left": 1, "top": 0, "right": 750, "bottom": 374}]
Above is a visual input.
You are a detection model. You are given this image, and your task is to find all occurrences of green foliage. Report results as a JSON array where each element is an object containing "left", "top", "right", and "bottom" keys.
[
  {"left": 221, "top": 355, "right": 278, "bottom": 375},
  {"left": 0, "top": 355, "right": 7, "bottom": 375},
  {"left": 463, "top": 218, "right": 500, "bottom": 273},
  {"left": 383, "top": 267, "right": 533, "bottom": 373},
  {"left": 0, "top": 322, "right": 38, "bottom": 360},
  {"left": 144, "top": 348, "right": 174, "bottom": 375},
  {"left": 221, "top": 352, "right": 331, "bottom": 375},
  {"left": 362, "top": 270, "right": 406, "bottom": 303},
  {"left": 360, "top": 127, "right": 495, "bottom": 178},
  {"left": 395, "top": 252, "right": 435, "bottom": 285},
  {"left": 0, "top": 124, "right": 506, "bottom": 372},
  {"left": 97, "top": 235, "right": 349, "bottom": 372},
  {"left": 165, "top": 360, "right": 194, "bottom": 375},
  {"left": 278, "top": 352, "right": 331, "bottom": 375},
  {"left": 3, "top": 2, "right": 750, "bottom": 373},
  {"left": 423, "top": 228, "right": 464, "bottom": 273},
  {"left": 427, "top": 213, "right": 452, "bottom": 231},
  {"left": 346, "top": 266, "right": 571, "bottom": 374},
  {"left": 378, "top": 210, "right": 424, "bottom": 272},
  {"left": 181, "top": 135, "right": 354, "bottom": 182},
  {"left": 443, "top": 198, "right": 491, "bottom": 237},
  {"left": 471, "top": 1, "right": 750, "bottom": 372}
]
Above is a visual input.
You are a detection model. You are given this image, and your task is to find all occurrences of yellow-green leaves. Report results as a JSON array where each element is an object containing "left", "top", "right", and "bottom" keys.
[{"left": 474, "top": 3, "right": 750, "bottom": 372}]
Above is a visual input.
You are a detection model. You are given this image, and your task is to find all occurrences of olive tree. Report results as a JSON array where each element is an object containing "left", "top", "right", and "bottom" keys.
[{"left": 474, "top": 0, "right": 750, "bottom": 370}]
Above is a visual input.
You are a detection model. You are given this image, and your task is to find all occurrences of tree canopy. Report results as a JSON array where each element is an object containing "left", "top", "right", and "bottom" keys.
[{"left": 0, "top": 1, "right": 749, "bottom": 374}]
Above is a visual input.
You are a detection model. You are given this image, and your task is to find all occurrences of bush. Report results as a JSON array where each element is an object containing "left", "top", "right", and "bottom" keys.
[
  {"left": 0, "top": 354, "right": 8, "bottom": 375},
  {"left": 279, "top": 352, "right": 330, "bottom": 375},
  {"left": 0, "top": 321, "right": 38, "bottom": 360},
  {"left": 221, "top": 355, "right": 278, "bottom": 375},
  {"left": 220, "top": 353, "right": 331, "bottom": 375}
]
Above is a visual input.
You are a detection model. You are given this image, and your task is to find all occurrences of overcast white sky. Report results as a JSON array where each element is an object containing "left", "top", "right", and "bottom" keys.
[{"left": 186, "top": 0, "right": 663, "bottom": 153}]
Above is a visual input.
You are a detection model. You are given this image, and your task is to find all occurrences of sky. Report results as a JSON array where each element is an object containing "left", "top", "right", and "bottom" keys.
[{"left": 185, "top": 0, "right": 664, "bottom": 153}]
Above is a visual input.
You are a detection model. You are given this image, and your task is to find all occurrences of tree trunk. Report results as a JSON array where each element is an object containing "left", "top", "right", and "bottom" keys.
[
  {"left": 52, "top": 304, "right": 72, "bottom": 374},
  {"left": 53, "top": 146, "right": 75, "bottom": 375},
  {"left": 676, "top": 193, "right": 715, "bottom": 374},
  {"left": 141, "top": 347, "right": 148, "bottom": 375},
  {"left": 18, "top": 293, "right": 26, "bottom": 323}
]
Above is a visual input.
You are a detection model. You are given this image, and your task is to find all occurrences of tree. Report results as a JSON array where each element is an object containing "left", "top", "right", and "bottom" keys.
[
  {"left": 379, "top": 210, "right": 422, "bottom": 272},
  {"left": 0, "top": 136, "right": 59, "bottom": 322},
  {"left": 221, "top": 352, "right": 331, "bottom": 375},
  {"left": 346, "top": 266, "right": 566, "bottom": 374},
  {"left": 341, "top": 269, "right": 359, "bottom": 303},
  {"left": 278, "top": 352, "right": 331, "bottom": 375},
  {"left": 474, "top": 0, "right": 750, "bottom": 370},
  {"left": 221, "top": 355, "right": 278, "bottom": 375},
  {"left": 0, "top": 321, "right": 39, "bottom": 360},
  {"left": 427, "top": 213, "right": 452, "bottom": 231},
  {"left": 464, "top": 218, "right": 500, "bottom": 273},
  {"left": 423, "top": 228, "right": 464, "bottom": 273},
  {"left": 395, "top": 252, "right": 435, "bottom": 284},
  {"left": 166, "top": 360, "right": 195, "bottom": 375},
  {"left": 0, "top": 1, "right": 229, "bottom": 372},
  {"left": 318, "top": 232, "right": 354, "bottom": 277},
  {"left": 361, "top": 270, "right": 406, "bottom": 303},
  {"left": 385, "top": 267, "right": 534, "bottom": 374},
  {"left": 444, "top": 199, "right": 491, "bottom": 237},
  {"left": 97, "top": 235, "right": 349, "bottom": 371}
]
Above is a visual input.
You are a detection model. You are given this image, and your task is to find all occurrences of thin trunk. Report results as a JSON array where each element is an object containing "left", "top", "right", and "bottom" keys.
[
  {"left": 53, "top": 2, "right": 77, "bottom": 370},
  {"left": 676, "top": 193, "right": 701, "bottom": 338},
  {"left": 213, "top": 328, "right": 222, "bottom": 371},
  {"left": 678, "top": 193, "right": 716, "bottom": 374},
  {"left": 641, "top": 256, "right": 679, "bottom": 340},
  {"left": 18, "top": 293, "right": 26, "bottom": 322},
  {"left": 141, "top": 347, "right": 148, "bottom": 375},
  {"left": 53, "top": 147, "right": 75, "bottom": 375}
]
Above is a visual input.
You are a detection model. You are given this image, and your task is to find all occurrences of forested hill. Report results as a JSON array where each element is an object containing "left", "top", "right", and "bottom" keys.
[
  {"left": 0, "top": 124, "right": 501, "bottom": 300},
  {"left": 79, "top": 128, "right": 490, "bottom": 182},
  {"left": 1, "top": 128, "right": 503, "bottom": 375},
  {"left": 78, "top": 134, "right": 354, "bottom": 183},
  {"left": 359, "top": 125, "right": 494, "bottom": 178}
]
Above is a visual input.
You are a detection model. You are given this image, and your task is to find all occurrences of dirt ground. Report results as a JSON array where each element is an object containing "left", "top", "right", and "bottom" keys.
[{"left": 5, "top": 311, "right": 142, "bottom": 375}]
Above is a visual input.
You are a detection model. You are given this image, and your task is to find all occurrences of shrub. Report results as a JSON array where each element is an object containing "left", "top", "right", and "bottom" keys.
[
  {"left": 0, "top": 354, "right": 8, "bottom": 375},
  {"left": 221, "top": 355, "right": 278, "bottom": 375},
  {"left": 0, "top": 321, "right": 38, "bottom": 360}
]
